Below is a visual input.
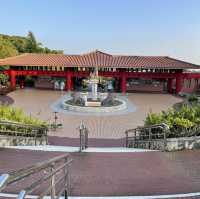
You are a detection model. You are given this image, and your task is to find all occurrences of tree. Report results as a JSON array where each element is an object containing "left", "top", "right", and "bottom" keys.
[
  {"left": 9, "top": 36, "right": 27, "bottom": 53},
  {"left": 0, "top": 36, "right": 18, "bottom": 58},
  {"left": 0, "top": 32, "right": 63, "bottom": 57},
  {"left": 26, "top": 31, "right": 42, "bottom": 53}
]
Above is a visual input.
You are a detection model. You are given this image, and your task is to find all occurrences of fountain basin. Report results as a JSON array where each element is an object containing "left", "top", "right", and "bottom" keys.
[{"left": 62, "top": 98, "right": 127, "bottom": 113}]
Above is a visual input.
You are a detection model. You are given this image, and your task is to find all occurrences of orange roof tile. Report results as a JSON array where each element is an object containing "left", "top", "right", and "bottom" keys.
[{"left": 0, "top": 50, "right": 198, "bottom": 69}]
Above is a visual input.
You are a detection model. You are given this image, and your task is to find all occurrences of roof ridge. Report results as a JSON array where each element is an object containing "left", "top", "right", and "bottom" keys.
[
  {"left": 112, "top": 54, "right": 167, "bottom": 58},
  {"left": 82, "top": 50, "right": 112, "bottom": 56}
]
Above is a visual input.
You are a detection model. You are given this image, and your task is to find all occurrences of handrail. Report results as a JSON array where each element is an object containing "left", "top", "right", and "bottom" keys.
[
  {"left": 125, "top": 123, "right": 169, "bottom": 150},
  {"left": 137, "top": 123, "right": 169, "bottom": 130},
  {"left": 0, "top": 154, "right": 72, "bottom": 199},
  {"left": 125, "top": 123, "right": 169, "bottom": 135}
]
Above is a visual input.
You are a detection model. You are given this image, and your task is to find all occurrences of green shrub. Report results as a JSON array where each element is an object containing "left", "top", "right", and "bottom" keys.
[
  {"left": 0, "top": 105, "right": 46, "bottom": 126},
  {"left": 144, "top": 103, "right": 200, "bottom": 138},
  {"left": 0, "top": 74, "right": 9, "bottom": 86},
  {"left": 188, "top": 94, "right": 198, "bottom": 103}
]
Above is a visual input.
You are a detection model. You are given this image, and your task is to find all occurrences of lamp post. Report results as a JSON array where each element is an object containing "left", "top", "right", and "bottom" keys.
[{"left": 53, "top": 111, "right": 58, "bottom": 131}]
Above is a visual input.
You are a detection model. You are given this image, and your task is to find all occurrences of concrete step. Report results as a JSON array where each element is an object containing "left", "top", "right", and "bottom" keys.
[
  {"left": 1, "top": 192, "right": 200, "bottom": 199},
  {"left": 5, "top": 145, "right": 155, "bottom": 153}
]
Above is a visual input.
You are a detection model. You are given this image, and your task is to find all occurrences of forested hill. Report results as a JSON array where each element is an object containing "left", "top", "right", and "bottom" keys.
[{"left": 0, "top": 31, "right": 63, "bottom": 58}]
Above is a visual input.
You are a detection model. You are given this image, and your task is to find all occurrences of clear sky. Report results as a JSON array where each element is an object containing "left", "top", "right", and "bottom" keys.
[{"left": 0, "top": 0, "right": 200, "bottom": 64}]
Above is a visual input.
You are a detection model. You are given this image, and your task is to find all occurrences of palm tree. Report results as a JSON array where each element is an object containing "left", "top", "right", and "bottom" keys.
[{"left": 26, "top": 31, "right": 42, "bottom": 53}]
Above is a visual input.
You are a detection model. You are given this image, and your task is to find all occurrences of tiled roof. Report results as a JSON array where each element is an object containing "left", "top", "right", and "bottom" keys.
[{"left": 0, "top": 50, "right": 198, "bottom": 69}]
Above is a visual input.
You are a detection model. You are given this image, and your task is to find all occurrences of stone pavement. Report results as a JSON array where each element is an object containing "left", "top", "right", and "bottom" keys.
[
  {"left": 1, "top": 148, "right": 200, "bottom": 197},
  {"left": 6, "top": 89, "right": 182, "bottom": 139},
  {"left": 48, "top": 136, "right": 125, "bottom": 147},
  {"left": 1, "top": 89, "right": 198, "bottom": 199}
]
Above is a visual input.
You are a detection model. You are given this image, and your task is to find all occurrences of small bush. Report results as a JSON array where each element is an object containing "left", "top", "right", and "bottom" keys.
[
  {"left": 188, "top": 94, "right": 198, "bottom": 103},
  {"left": 0, "top": 105, "right": 46, "bottom": 126},
  {"left": 0, "top": 73, "right": 9, "bottom": 86},
  {"left": 145, "top": 103, "right": 200, "bottom": 138}
]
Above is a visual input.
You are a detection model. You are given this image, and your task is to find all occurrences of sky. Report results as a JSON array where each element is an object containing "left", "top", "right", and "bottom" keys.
[{"left": 0, "top": 0, "right": 200, "bottom": 64}]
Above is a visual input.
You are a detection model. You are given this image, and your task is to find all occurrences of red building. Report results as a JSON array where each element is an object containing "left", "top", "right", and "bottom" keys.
[{"left": 0, "top": 50, "right": 200, "bottom": 94}]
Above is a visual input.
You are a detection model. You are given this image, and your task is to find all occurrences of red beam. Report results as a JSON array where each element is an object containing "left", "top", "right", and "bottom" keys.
[
  {"left": 6, "top": 69, "right": 200, "bottom": 80},
  {"left": 72, "top": 71, "right": 90, "bottom": 77},
  {"left": 11, "top": 69, "right": 200, "bottom": 81},
  {"left": 5, "top": 70, "right": 182, "bottom": 79},
  {"left": 183, "top": 73, "right": 200, "bottom": 79}
]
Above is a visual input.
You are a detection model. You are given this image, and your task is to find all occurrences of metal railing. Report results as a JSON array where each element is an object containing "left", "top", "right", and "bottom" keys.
[
  {"left": 0, "top": 154, "right": 72, "bottom": 199},
  {"left": 79, "top": 121, "right": 89, "bottom": 152},
  {"left": 0, "top": 120, "right": 48, "bottom": 145},
  {"left": 125, "top": 123, "right": 169, "bottom": 151}
]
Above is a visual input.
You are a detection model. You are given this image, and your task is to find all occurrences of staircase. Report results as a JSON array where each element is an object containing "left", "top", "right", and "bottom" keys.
[{"left": 0, "top": 154, "right": 72, "bottom": 199}]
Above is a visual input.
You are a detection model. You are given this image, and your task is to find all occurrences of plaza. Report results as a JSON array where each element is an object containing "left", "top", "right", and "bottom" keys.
[
  {"left": 0, "top": 52, "right": 200, "bottom": 198},
  {"left": 4, "top": 89, "right": 182, "bottom": 140},
  {"left": 0, "top": 1, "right": 200, "bottom": 197}
]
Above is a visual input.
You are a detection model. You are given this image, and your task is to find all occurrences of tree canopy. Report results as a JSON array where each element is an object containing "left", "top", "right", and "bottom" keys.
[
  {"left": 0, "top": 36, "right": 18, "bottom": 58},
  {"left": 0, "top": 31, "right": 63, "bottom": 58}
]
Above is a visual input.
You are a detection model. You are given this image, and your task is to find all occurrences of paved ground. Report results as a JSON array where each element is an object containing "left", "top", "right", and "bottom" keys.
[
  {"left": 1, "top": 148, "right": 200, "bottom": 197},
  {"left": 0, "top": 95, "right": 14, "bottom": 105},
  {"left": 1, "top": 89, "right": 198, "bottom": 199},
  {"left": 48, "top": 136, "right": 126, "bottom": 147},
  {"left": 4, "top": 89, "right": 182, "bottom": 139}
]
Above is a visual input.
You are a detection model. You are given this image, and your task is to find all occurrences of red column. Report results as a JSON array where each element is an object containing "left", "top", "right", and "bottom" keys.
[
  {"left": 115, "top": 78, "right": 119, "bottom": 92},
  {"left": 66, "top": 71, "right": 72, "bottom": 91},
  {"left": 176, "top": 74, "right": 182, "bottom": 94},
  {"left": 121, "top": 74, "right": 127, "bottom": 93},
  {"left": 71, "top": 77, "right": 74, "bottom": 90},
  {"left": 10, "top": 70, "right": 16, "bottom": 90},
  {"left": 167, "top": 78, "right": 173, "bottom": 93}
]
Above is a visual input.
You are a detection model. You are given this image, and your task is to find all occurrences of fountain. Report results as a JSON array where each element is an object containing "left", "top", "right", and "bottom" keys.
[
  {"left": 82, "top": 67, "right": 102, "bottom": 107},
  {"left": 89, "top": 67, "right": 98, "bottom": 101},
  {"left": 62, "top": 67, "right": 127, "bottom": 113}
]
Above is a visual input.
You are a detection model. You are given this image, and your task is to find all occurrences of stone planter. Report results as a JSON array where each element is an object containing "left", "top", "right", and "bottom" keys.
[
  {"left": 0, "top": 135, "right": 47, "bottom": 147},
  {"left": 165, "top": 136, "right": 200, "bottom": 151}
]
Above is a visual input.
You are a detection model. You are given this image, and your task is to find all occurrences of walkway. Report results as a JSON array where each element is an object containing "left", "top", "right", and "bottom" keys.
[
  {"left": 1, "top": 149, "right": 200, "bottom": 197},
  {"left": 48, "top": 136, "right": 125, "bottom": 147}
]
